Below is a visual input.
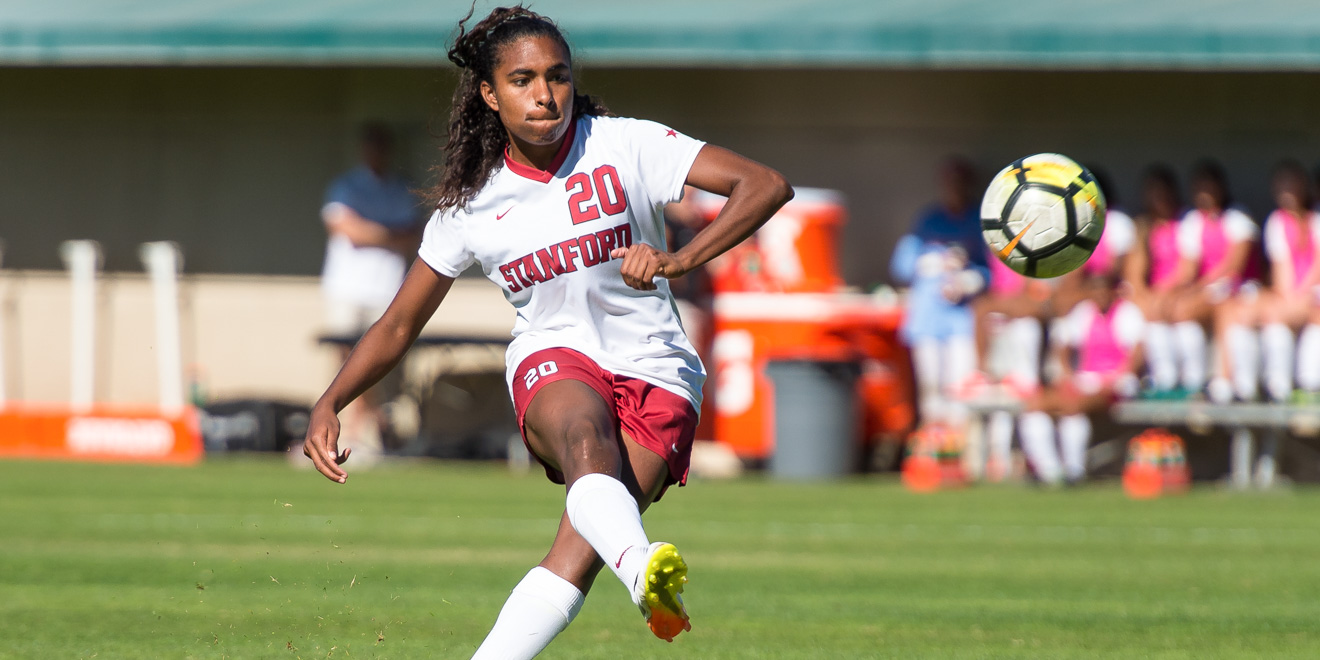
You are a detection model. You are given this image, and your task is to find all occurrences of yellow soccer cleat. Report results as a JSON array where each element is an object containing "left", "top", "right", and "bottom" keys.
[{"left": 635, "top": 542, "right": 691, "bottom": 642}]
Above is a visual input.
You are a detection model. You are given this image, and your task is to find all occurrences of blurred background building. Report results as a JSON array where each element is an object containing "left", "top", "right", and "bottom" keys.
[{"left": 3, "top": 0, "right": 1320, "bottom": 407}]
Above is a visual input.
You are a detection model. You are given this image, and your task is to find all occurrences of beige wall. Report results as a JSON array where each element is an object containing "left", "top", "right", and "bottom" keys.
[
  {"left": 3, "top": 66, "right": 1320, "bottom": 286},
  {"left": 0, "top": 271, "right": 512, "bottom": 405}
]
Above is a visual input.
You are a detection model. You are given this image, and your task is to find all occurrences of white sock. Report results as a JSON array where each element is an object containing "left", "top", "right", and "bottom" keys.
[
  {"left": 912, "top": 339, "right": 944, "bottom": 421},
  {"left": 1207, "top": 377, "right": 1234, "bottom": 405},
  {"left": 1009, "top": 317, "right": 1042, "bottom": 388},
  {"left": 565, "top": 473, "right": 650, "bottom": 595},
  {"left": 1174, "top": 321, "right": 1207, "bottom": 391},
  {"left": 1261, "top": 323, "right": 1295, "bottom": 401},
  {"left": 987, "top": 411, "right": 1014, "bottom": 474},
  {"left": 1144, "top": 323, "right": 1177, "bottom": 390},
  {"left": 1298, "top": 324, "right": 1320, "bottom": 391},
  {"left": 1225, "top": 325, "right": 1260, "bottom": 401},
  {"left": 1019, "top": 412, "right": 1062, "bottom": 485},
  {"left": 1058, "top": 414, "right": 1091, "bottom": 482},
  {"left": 942, "top": 335, "right": 977, "bottom": 395},
  {"left": 472, "top": 567, "right": 584, "bottom": 660}
]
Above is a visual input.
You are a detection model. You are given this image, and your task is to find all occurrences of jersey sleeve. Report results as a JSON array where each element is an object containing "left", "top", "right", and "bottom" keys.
[
  {"left": 621, "top": 118, "right": 705, "bottom": 208},
  {"left": 1114, "top": 302, "right": 1146, "bottom": 350},
  {"left": 1104, "top": 211, "right": 1136, "bottom": 256},
  {"left": 1263, "top": 212, "right": 1287, "bottom": 261},
  {"left": 417, "top": 209, "right": 475, "bottom": 278},
  {"left": 1224, "top": 209, "right": 1260, "bottom": 242},
  {"left": 1060, "top": 303, "right": 1092, "bottom": 348},
  {"left": 322, "top": 174, "right": 353, "bottom": 221},
  {"left": 1176, "top": 211, "right": 1202, "bottom": 259}
]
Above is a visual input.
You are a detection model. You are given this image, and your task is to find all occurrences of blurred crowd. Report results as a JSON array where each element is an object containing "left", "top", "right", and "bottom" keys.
[{"left": 892, "top": 157, "right": 1320, "bottom": 485}]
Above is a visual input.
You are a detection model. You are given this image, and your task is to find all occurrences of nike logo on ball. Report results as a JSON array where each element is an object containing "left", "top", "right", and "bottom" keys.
[
  {"left": 496, "top": 206, "right": 515, "bottom": 221},
  {"left": 998, "top": 219, "right": 1038, "bottom": 259}
]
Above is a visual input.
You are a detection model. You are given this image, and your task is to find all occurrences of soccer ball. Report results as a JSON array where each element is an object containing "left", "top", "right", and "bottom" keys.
[{"left": 981, "top": 153, "right": 1106, "bottom": 278}]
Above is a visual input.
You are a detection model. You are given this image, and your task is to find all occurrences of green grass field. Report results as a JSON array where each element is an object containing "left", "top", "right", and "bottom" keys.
[{"left": 2, "top": 457, "right": 1318, "bottom": 659}]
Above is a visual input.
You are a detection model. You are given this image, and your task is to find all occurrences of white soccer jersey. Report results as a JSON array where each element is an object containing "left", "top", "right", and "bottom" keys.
[
  {"left": 1263, "top": 209, "right": 1320, "bottom": 262},
  {"left": 419, "top": 115, "right": 707, "bottom": 407},
  {"left": 1176, "top": 208, "right": 1258, "bottom": 259},
  {"left": 1058, "top": 299, "right": 1145, "bottom": 351}
]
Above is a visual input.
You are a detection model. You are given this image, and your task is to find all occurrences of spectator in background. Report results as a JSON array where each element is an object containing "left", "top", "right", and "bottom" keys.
[
  {"left": 319, "top": 123, "right": 425, "bottom": 451},
  {"left": 1214, "top": 160, "right": 1320, "bottom": 403},
  {"left": 1126, "top": 166, "right": 1188, "bottom": 396},
  {"left": 1020, "top": 273, "right": 1145, "bottom": 485},
  {"left": 975, "top": 166, "right": 1137, "bottom": 482},
  {"left": 890, "top": 157, "right": 988, "bottom": 427},
  {"left": 1166, "top": 161, "right": 1259, "bottom": 399},
  {"left": 1054, "top": 166, "right": 1137, "bottom": 313}
]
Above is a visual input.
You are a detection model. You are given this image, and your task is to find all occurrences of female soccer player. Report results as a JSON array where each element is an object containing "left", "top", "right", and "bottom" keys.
[
  {"left": 1213, "top": 160, "right": 1320, "bottom": 402},
  {"left": 1126, "top": 165, "right": 1185, "bottom": 395},
  {"left": 300, "top": 7, "right": 792, "bottom": 658},
  {"left": 1019, "top": 273, "right": 1145, "bottom": 485},
  {"left": 1166, "top": 161, "right": 1258, "bottom": 397}
]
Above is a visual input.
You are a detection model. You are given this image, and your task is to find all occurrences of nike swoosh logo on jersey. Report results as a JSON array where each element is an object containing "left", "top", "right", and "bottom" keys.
[
  {"left": 998, "top": 219, "right": 1038, "bottom": 259},
  {"left": 496, "top": 206, "right": 515, "bottom": 221}
]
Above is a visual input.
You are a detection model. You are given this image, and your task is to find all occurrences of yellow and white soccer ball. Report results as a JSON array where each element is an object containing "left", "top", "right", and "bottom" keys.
[{"left": 981, "top": 153, "right": 1106, "bottom": 278}]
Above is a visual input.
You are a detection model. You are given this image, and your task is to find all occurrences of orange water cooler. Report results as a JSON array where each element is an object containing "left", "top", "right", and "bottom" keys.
[{"left": 698, "top": 189, "right": 914, "bottom": 462}]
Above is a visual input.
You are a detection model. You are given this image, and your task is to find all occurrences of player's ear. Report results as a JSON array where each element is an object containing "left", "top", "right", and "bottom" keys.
[{"left": 480, "top": 80, "right": 499, "bottom": 112}]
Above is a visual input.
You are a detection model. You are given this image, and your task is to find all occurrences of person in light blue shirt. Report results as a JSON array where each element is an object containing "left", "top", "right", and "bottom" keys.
[
  {"left": 890, "top": 158, "right": 988, "bottom": 424},
  {"left": 321, "top": 123, "right": 425, "bottom": 331}
]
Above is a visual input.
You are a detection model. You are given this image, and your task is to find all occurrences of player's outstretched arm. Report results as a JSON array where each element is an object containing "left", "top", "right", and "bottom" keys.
[
  {"left": 303, "top": 261, "right": 455, "bottom": 483},
  {"left": 613, "top": 145, "right": 793, "bottom": 290}
]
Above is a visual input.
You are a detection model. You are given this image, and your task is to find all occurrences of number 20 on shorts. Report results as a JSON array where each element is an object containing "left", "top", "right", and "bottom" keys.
[{"left": 523, "top": 361, "right": 560, "bottom": 389}]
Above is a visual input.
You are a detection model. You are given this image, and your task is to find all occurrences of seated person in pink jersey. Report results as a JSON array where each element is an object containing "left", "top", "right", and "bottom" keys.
[
  {"left": 1163, "top": 161, "right": 1259, "bottom": 398},
  {"left": 1124, "top": 165, "right": 1186, "bottom": 395},
  {"left": 1019, "top": 273, "right": 1145, "bottom": 486},
  {"left": 1053, "top": 167, "right": 1137, "bottom": 313},
  {"left": 1212, "top": 160, "right": 1320, "bottom": 403},
  {"left": 976, "top": 168, "right": 1135, "bottom": 482},
  {"left": 974, "top": 253, "right": 1052, "bottom": 395}
]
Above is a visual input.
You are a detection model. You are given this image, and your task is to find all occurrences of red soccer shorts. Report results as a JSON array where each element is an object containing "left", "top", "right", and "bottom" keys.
[{"left": 511, "top": 347, "right": 699, "bottom": 500}]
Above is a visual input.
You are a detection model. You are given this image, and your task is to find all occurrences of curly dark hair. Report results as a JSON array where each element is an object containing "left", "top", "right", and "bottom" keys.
[{"left": 426, "top": 4, "right": 610, "bottom": 212}]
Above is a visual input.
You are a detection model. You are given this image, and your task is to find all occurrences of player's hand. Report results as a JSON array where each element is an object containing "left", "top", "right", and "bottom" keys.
[
  {"left": 612, "top": 244, "right": 685, "bottom": 291},
  {"left": 302, "top": 403, "right": 352, "bottom": 484}
]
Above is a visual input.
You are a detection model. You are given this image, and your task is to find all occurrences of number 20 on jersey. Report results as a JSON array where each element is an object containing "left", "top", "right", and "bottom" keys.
[{"left": 566, "top": 165, "right": 627, "bottom": 225}]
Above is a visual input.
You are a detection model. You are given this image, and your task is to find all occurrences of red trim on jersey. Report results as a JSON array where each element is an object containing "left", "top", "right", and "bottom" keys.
[{"left": 503, "top": 120, "right": 578, "bottom": 184}]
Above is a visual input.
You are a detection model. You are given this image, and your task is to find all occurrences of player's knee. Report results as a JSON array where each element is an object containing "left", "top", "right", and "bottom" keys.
[{"left": 559, "top": 415, "right": 618, "bottom": 466}]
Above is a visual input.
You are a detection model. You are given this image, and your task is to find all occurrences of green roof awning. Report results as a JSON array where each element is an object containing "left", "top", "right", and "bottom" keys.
[{"left": 5, "top": 0, "right": 1320, "bottom": 69}]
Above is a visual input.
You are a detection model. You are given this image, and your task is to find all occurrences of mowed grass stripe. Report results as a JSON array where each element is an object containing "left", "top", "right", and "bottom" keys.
[{"left": 2, "top": 457, "right": 1319, "bottom": 659}]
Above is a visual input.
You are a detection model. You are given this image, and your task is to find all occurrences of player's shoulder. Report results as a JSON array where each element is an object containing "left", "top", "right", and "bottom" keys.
[
  {"left": 1223, "top": 207, "right": 1255, "bottom": 224},
  {"left": 429, "top": 190, "right": 503, "bottom": 227},
  {"left": 583, "top": 114, "right": 684, "bottom": 143},
  {"left": 1064, "top": 299, "right": 1098, "bottom": 333},
  {"left": 326, "top": 165, "right": 366, "bottom": 193},
  {"left": 1115, "top": 298, "right": 1143, "bottom": 319},
  {"left": 1106, "top": 208, "right": 1134, "bottom": 226}
]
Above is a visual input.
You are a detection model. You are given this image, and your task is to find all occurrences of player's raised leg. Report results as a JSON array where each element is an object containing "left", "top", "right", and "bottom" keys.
[{"left": 527, "top": 378, "right": 691, "bottom": 639}]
